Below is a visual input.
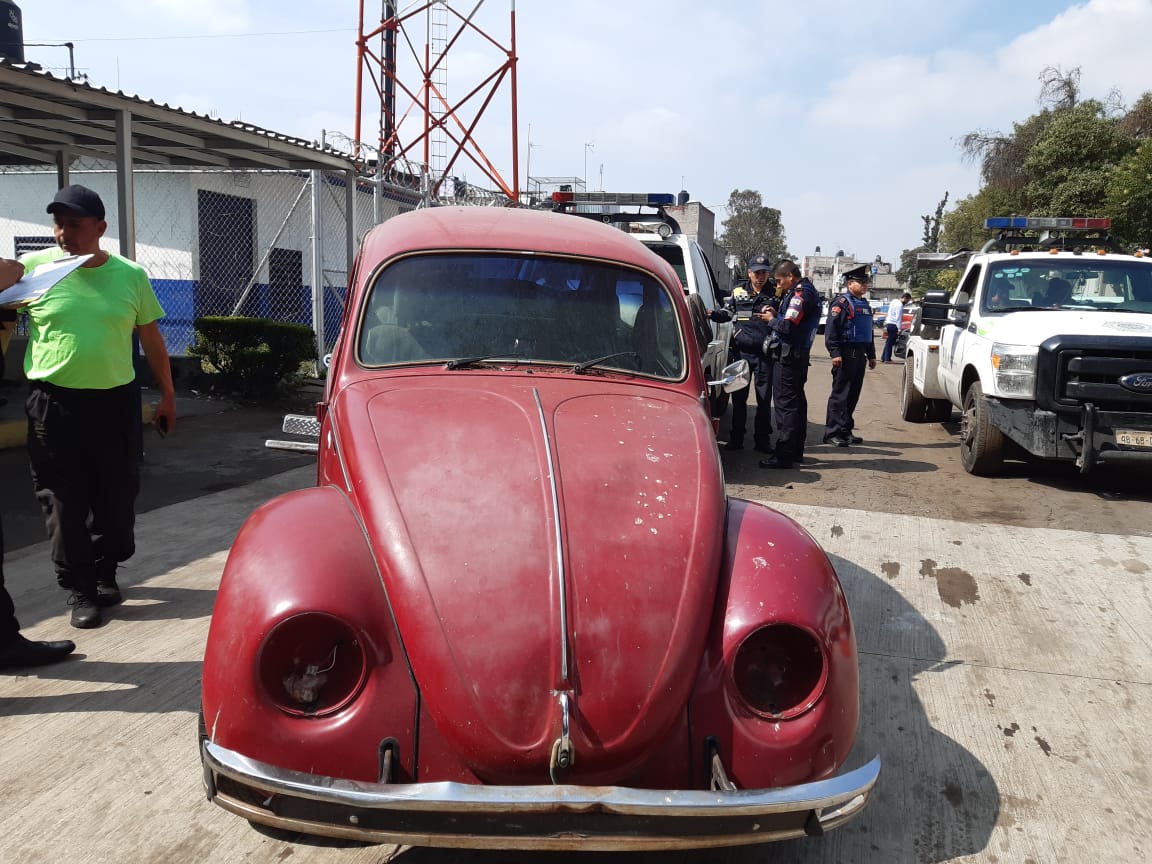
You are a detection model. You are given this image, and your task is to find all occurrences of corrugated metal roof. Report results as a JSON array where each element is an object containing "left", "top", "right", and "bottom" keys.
[{"left": 0, "top": 59, "right": 357, "bottom": 172}]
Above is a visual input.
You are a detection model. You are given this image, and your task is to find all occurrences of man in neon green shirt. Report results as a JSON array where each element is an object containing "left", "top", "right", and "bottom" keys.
[{"left": 20, "top": 185, "right": 176, "bottom": 629}]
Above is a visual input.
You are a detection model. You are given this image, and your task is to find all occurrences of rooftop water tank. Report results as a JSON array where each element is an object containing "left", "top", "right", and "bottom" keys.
[
  {"left": 677, "top": 190, "right": 690, "bottom": 206},
  {"left": 0, "top": 0, "right": 23, "bottom": 63}
]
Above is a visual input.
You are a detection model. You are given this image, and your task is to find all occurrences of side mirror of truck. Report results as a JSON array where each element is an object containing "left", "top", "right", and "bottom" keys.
[{"left": 920, "top": 290, "right": 953, "bottom": 327}]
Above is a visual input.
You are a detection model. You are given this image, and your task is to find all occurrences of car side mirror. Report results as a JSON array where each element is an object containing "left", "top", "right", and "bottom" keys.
[{"left": 709, "top": 359, "right": 750, "bottom": 393}]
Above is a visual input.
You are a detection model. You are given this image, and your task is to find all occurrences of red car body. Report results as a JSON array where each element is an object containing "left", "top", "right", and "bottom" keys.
[{"left": 200, "top": 207, "right": 878, "bottom": 851}]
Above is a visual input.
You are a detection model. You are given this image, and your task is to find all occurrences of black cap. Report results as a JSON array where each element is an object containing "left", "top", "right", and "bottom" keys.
[
  {"left": 47, "top": 185, "right": 105, "bottom": 220},
  {"left": 747, "top": 253, "right": 772, "bottom": 273},
  {"left": 843, "top": 264, "right": 871, "bottom": 284}
]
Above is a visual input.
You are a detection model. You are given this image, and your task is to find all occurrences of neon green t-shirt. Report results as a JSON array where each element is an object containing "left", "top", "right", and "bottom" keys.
[{"left": 20, "top": 247, "right": 166, "bottom": 389}]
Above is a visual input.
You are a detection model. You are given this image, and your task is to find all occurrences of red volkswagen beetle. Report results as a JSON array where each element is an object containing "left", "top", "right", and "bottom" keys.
[{"left": 199, "top": 206, "right": 878, "bottom": 851}]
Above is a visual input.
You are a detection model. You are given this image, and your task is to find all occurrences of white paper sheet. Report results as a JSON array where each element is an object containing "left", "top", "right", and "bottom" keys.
[{"left": 0, "top": 253, "right": 94, "bottom": 307}]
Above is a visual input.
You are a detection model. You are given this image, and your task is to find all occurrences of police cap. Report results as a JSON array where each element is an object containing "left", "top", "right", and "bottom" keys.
[
  {"left": 843, "top": 264, "right": 871, "bottom": 284},
  {"left": 747, "top": 253, "right": 772, "bottom": 273}
]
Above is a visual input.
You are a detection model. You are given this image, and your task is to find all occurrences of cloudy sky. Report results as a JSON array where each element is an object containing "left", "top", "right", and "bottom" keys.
[{"left": 19, "top": 0, "right": 1152, "bottom": 264}]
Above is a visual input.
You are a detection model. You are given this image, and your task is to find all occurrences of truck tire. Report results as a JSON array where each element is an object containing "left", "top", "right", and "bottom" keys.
[
  {"left": 900, "top": 356, "right": 928, "bottom": 422},
  {"left": 925, "top": 398, "right": 953, "bottom": 422},
  {"left": 960, "top": 381, "right": 1005, "bottom": 475}
]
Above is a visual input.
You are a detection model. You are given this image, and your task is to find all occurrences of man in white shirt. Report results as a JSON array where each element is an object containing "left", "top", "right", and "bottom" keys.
[{"left": 881, "top": 291, "right": 911, "bottom": 363}]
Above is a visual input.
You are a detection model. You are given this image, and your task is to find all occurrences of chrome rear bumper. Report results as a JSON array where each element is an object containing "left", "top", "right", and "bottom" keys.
[{"left": 202, "top": 740, "right": 879, "bottom": 851}]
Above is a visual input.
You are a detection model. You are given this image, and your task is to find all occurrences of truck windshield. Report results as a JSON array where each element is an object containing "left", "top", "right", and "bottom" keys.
[
  {"left": 357, "top": 252, "right": 685, "bottom": 379},
  {"left": 984, "top": 261, "right": 1152, "bottom": 313}
]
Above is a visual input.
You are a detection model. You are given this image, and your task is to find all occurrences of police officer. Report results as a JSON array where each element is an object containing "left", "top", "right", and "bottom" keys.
[
  {"left": 822, "top": 264, "right": 876, "bottom": 446},
  {"left": 759, "top": 260, "right": 822, "bottom": 470},
  {"left": 712, "top": 253, "right": 778, "bottom": 452}
]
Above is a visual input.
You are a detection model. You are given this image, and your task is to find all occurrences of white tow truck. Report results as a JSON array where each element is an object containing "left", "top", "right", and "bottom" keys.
[
  {"left": 901, "top": 216, "right": 1152, "bottom": 475},
  {"left": 550, "top": 191, "right": 735, "bottom": 416}
]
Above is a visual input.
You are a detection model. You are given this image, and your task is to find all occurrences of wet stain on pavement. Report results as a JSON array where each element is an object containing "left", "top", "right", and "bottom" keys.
[
  {"left": 1122, "top": 559, "right": 1148, "bottom": 574},
  {"left": 1017, "top": 572, "right": 1032, "bottom": 586},
  {"left": 943, "top": 782, "right": 964, "bottom": 808},
  {"left": 984, "top": 689, "right": 996, "bottom": 708},
  {"left": 1001, "top": 722, "right": 1020, "bottom": 737},
  {"left": 830, "top": 524, "right": 844, "bottom": 538},
  {"left": 1035, "top": 735, "right": 1052, "bottom": 757},
  {"left": 951, "top": 539, "right": 963, "bottom": 546},
  {"left": 881, "top": 561, "right": 901, "bottom": 579},
  {"left": 920, "top": 558, "right": 980, "bottom": 607}
]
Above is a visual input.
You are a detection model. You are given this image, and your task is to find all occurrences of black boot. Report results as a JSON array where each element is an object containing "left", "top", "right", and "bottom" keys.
[
  {"left": 0, "top": 633, "right": 76, "bottom": 669},
  {"left": 68, "top": 591, "right": 103, "bottom": 629}
]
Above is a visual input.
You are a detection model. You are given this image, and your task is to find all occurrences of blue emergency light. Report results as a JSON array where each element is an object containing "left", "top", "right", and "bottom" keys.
[{"left": 985, "top": 216, "right": 1111, "bottom": 230}]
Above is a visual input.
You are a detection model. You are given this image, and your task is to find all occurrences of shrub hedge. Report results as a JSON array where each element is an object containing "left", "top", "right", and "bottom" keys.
[{"left": 189, "top": 316, "right": 316, "bottom": 399}]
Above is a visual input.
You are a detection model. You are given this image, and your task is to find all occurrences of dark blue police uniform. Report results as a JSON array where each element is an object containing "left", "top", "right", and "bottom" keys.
[
  {"left": 823, "top": 291, "right": 875, "bottom": 444},
  {"left": 761, "top": 276, "right": 821, "bottom": 468},
  {"left": 726, "top": 289, "right": 779, "bottom": 450}
]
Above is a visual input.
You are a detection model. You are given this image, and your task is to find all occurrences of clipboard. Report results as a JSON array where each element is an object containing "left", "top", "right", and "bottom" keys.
[{"left": 0, "top": 253, "right": 93, "bottom": 307}]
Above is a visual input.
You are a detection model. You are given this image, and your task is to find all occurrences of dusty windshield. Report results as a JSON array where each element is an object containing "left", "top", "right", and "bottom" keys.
[
  {"left": 358, "top": 252, "right": 685, "bottom": 378},
  {"left": 984, "top": 260, "right": 1152, "bottom": 314}
]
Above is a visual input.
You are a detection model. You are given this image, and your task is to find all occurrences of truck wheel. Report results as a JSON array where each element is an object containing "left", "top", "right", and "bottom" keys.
[
  {"left": 900, "top": 357, "right": 927, "bottom": 422},
  {"left": 925, "top": 399, "right": 953, "bottom": 422},
  {"left": 960, "top": 381, "right": 1005, "bottom": 475}
]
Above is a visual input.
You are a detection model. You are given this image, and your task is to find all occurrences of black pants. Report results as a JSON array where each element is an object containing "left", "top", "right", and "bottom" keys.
[
  {"left": 26, "top": 382, "right": 140, "bottom": 594},
  {"left": 825, "top": 348, "right": 869, "bottom": 439},
  {"left": 0, "top": 518, "right": 19, "bottom": 641},
  {"left": 773, "top": 355, "right": 811, "bottom": 462},
  {"left": 729, "top": 358, "right": 773, "bottom": 447}
]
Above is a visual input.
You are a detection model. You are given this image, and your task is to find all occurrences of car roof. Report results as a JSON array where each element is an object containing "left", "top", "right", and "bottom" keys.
[{"left": 358, "top": 206, "right": 671, "bottom": 274}]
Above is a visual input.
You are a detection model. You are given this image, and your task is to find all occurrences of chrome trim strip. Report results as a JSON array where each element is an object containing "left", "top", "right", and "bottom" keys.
[
  {"left": 203, "top": 741, "right": 879, "bottom": 849},
  {"left": 533, "top": 387, "right": 569, "bottom": 684}
]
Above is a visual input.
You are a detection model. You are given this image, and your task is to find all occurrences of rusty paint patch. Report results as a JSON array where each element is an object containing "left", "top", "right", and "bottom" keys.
[{"left": 880, "top": 561, "right": 900, "bottom": 579}]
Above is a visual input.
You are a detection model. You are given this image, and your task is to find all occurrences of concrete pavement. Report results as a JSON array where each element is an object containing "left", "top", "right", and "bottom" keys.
[{"left": 0, "top": 466, "right": 1147, "bottom": 863}]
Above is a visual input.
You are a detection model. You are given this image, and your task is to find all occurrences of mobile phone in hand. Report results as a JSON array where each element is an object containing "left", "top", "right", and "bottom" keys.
[{"left": 156, "top": 415, "right": 169, "bottom": 437}]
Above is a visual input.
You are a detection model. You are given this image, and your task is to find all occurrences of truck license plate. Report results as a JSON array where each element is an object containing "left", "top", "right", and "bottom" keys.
[{"left": 1116, "top": 429, "right": 1152, "bottom": 448}]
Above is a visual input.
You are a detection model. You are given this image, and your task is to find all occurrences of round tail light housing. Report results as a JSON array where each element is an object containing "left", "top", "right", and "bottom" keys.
[
  {"left": 731, "top": 624, "right": 828, "bottom": 720},
  {"left": 258, "top": 612, "right": 368, "bottom": 717}
]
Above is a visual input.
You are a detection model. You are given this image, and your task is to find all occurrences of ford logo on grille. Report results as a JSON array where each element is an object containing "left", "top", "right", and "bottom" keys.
[{"left": 1119, "top": 373, "right": 1152, "bottom": 393}]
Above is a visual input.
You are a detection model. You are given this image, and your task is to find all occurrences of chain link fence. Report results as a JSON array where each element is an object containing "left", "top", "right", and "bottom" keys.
[{"left": 0, "top": 156, "right": 420, "bottom": 368}]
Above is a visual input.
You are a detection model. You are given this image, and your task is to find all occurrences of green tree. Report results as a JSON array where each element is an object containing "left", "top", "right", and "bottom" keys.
[
  {"left": 1022, "top": 100, "right": 1137, "bottom": 214},
  {"left": 1105, "top": 140, "right": 1152, "bottom": 246},
  {"left": 718, "top": 189, "right": 790, "bottom": 268},
  {"left": 941, "top": 186, "right": 1024, "bottom": 252}
]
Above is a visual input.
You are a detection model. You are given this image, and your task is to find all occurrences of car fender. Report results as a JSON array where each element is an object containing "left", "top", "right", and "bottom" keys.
[
  {"left": 202, "top": 485, "right": 419, "bottom": 783},
  {"left": 690, "top": 498, "right": 859, "bottom": 790}
]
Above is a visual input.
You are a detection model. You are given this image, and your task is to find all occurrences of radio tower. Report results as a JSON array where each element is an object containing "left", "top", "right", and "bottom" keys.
[{"left": 354, "top": 1, "right": 520, "bottom": 206}]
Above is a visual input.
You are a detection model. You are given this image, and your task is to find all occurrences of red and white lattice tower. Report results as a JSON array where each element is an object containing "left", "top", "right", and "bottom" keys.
[{"left": 355, "top": 1, "right": 519, "bottom": 205}]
